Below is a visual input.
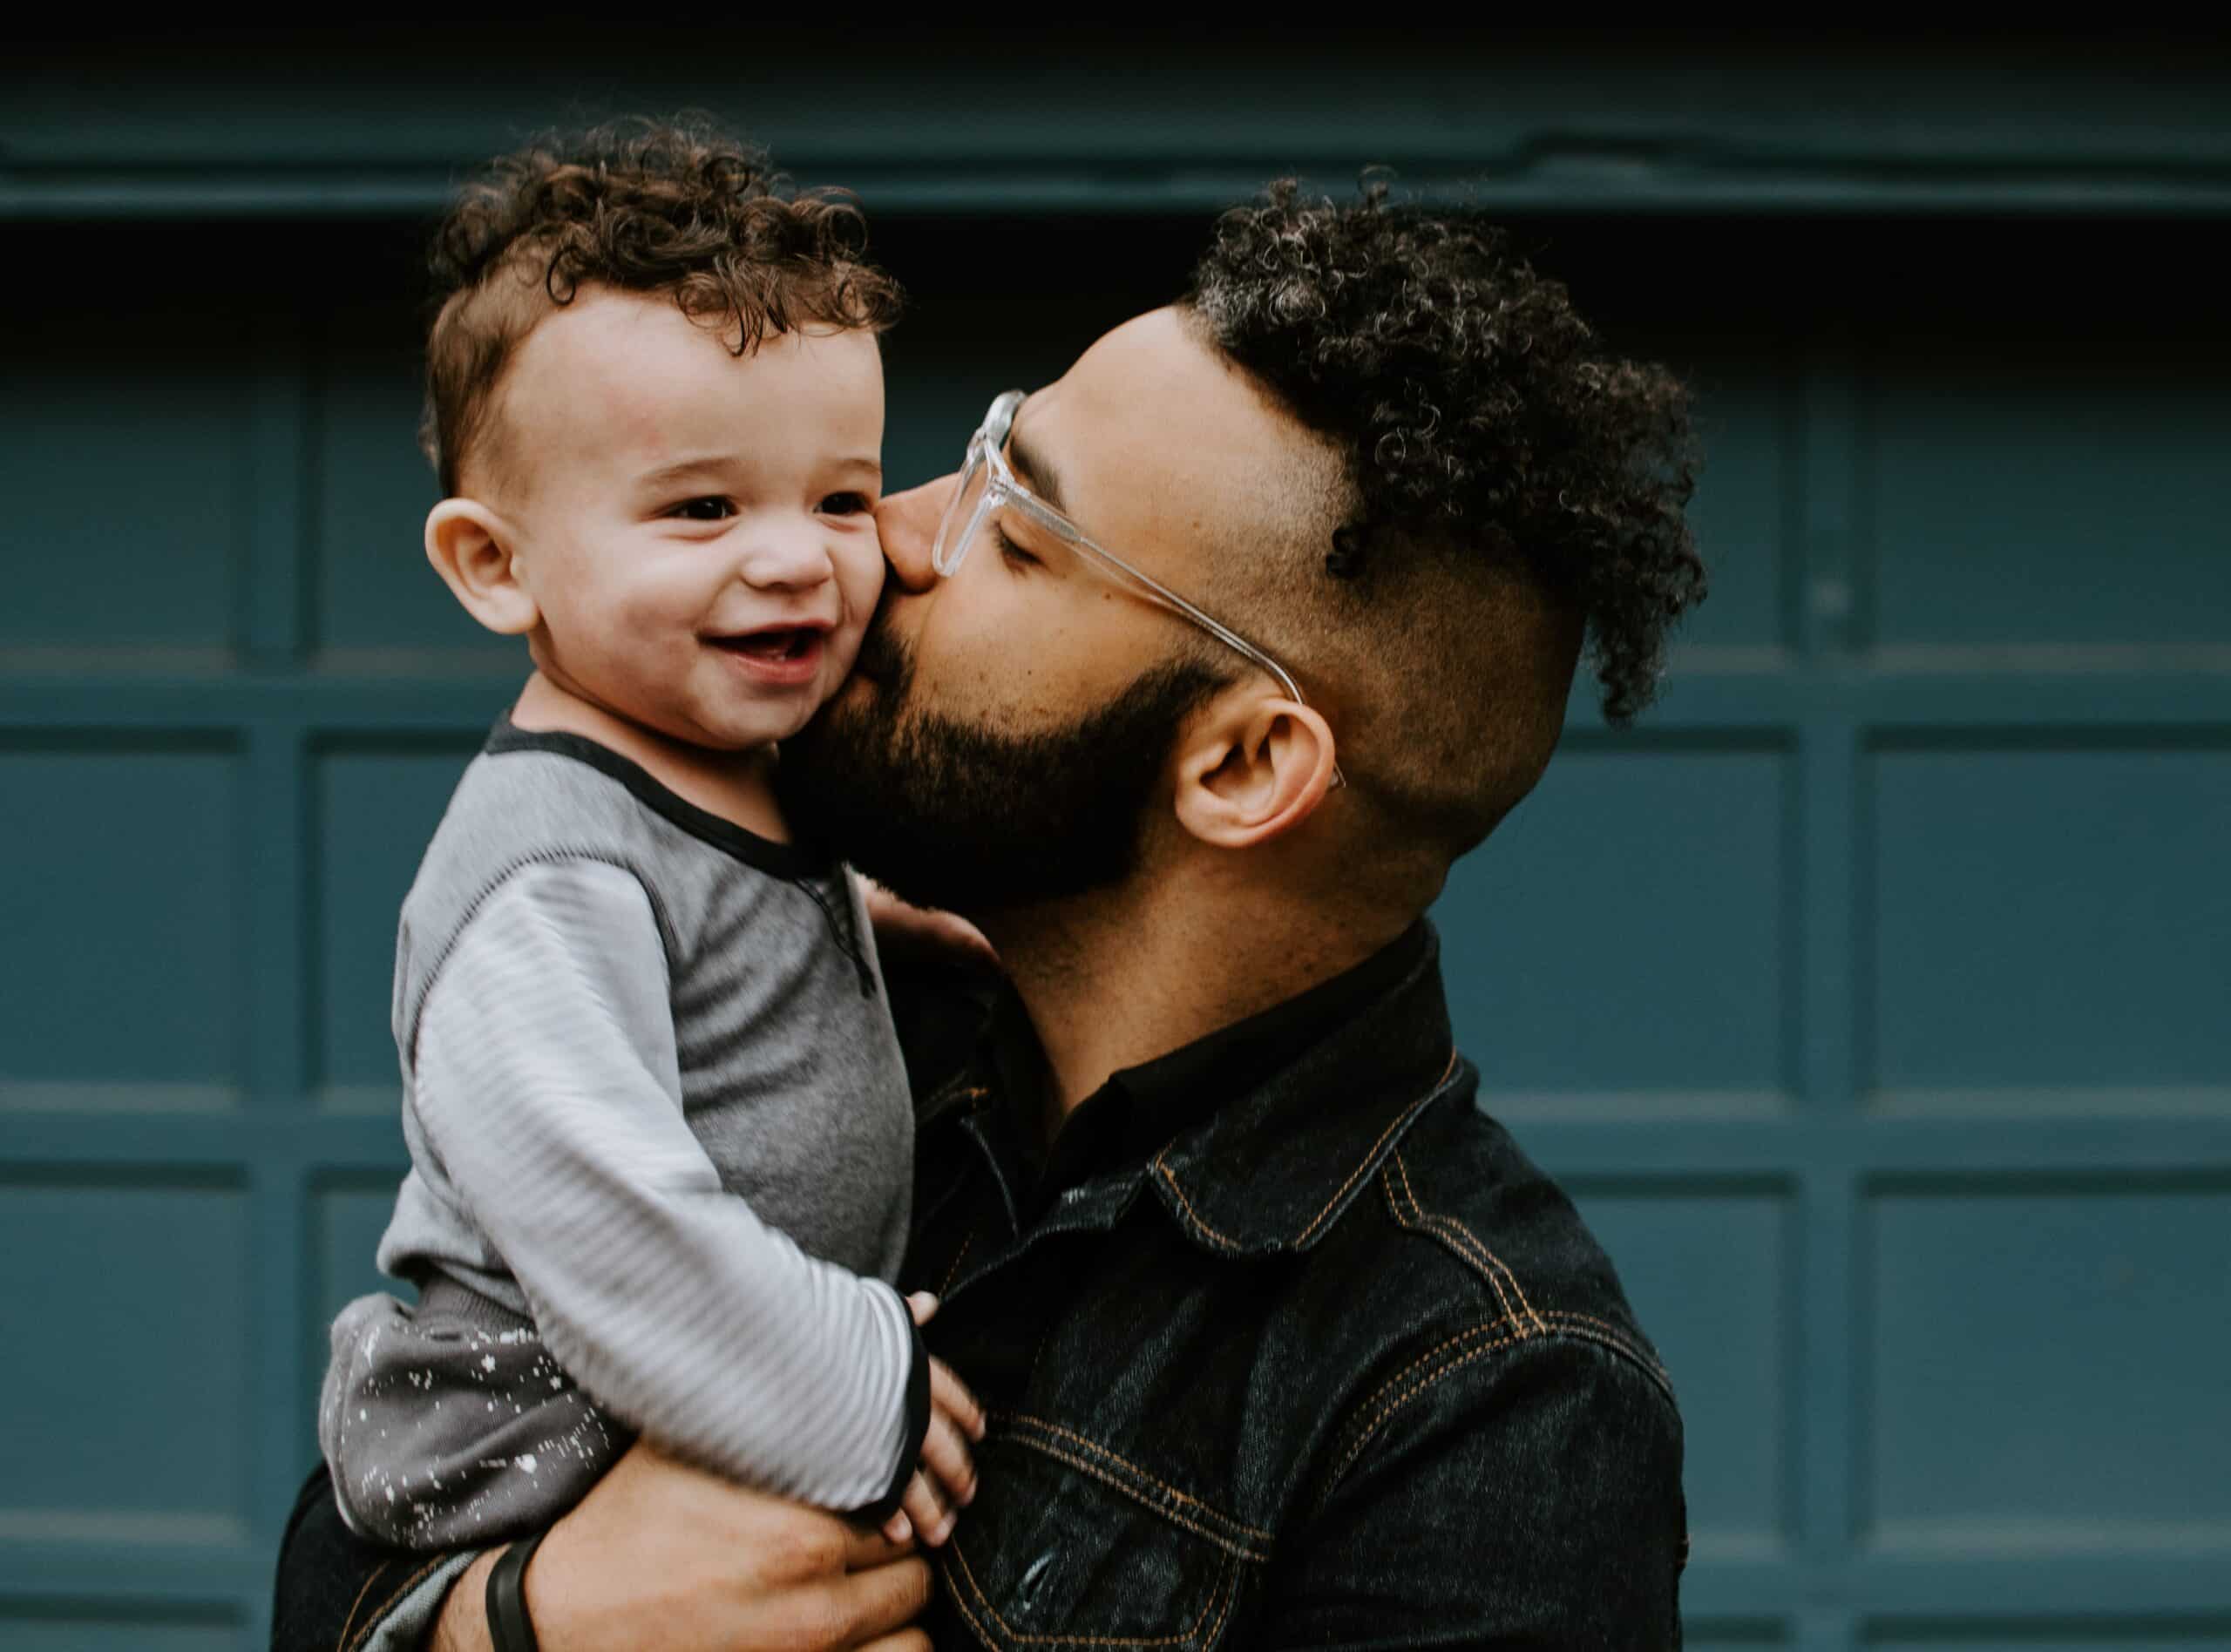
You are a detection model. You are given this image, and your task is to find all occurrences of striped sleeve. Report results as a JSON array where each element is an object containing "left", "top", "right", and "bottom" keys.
[{"left": 409, "top": 857, "right": 923, "bottom": 1513}]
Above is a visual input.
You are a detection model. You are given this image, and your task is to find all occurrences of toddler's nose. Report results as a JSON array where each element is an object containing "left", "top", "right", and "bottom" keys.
[{"left": 736, "top": 522, "right": 834, "bottom": 591}]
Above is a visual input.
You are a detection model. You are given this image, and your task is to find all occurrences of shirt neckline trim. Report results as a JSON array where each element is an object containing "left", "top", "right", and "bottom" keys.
[{"left": 485, "top": 717, "right": 833, "bottom": 882}]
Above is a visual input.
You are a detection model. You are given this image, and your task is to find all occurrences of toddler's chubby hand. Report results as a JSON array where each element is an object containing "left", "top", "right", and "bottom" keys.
[
  {"left": 856, "top": 875, "right": 999, "bottom": 971},
  {"left": 882, "top": 1290, "right": 987, "bottom": 1548}
]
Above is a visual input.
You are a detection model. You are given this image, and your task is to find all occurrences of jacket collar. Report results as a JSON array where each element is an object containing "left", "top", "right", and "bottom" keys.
[
  {"left": 920, "top": 921, "right": 1464, "bottom": 1259},
  {"left": 1145, "top": 922, "right": 1463, "bottom": 1256}
]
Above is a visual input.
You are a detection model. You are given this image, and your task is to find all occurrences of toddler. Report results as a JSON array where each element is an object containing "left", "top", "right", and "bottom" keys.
[{"left": 318, "top": 120, "right": 974, "bottom": 1553}]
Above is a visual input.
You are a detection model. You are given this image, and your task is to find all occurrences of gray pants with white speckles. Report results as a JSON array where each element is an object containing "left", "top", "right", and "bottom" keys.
[{"left": 318, "top": 1276, "right": 628, "bottom": 1548}]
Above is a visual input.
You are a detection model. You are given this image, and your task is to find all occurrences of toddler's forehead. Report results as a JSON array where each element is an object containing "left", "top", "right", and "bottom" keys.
[{"left": 497, "top": 291, "right": 878, "bottom": 495}]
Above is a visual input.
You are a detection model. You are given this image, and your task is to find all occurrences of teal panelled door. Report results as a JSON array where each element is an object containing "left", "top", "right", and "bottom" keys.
[{"left": 4, "top": 109, "right": 2229, "bottom": 1652}]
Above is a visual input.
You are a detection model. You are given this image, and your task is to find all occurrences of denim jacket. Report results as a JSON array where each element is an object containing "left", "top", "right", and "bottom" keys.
[
  {"left": 899, "top": 923, "right": 1685, "bottom": 1648},
  {"left": 272, "top": 922, "right": 1685, "bottom": 1649}
]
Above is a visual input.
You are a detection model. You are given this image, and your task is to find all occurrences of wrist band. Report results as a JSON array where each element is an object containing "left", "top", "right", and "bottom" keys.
[{"left": 485, "top": 1529, "right": 548, "bottom": 1652}]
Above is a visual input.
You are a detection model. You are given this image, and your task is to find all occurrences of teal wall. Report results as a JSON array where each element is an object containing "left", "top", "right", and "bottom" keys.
[{"left": 3, "top": 31, "right": 2228, "bottom": 1650}]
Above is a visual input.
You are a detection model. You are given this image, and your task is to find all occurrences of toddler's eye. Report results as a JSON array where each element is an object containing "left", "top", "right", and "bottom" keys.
[
  {"left": 669, "top": 497, "right": 735, "bottom": 522},
  {"left": 819, "top": 491, "right": 872, "bottom": 517}
]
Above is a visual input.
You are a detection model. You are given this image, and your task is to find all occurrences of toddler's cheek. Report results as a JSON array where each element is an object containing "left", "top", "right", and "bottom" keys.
[
  {"left": 850, "top": 528, "right": 889, "bottom": 606},
  {"left": 824, "top": 623, "right": 870, "bottom": 694}
]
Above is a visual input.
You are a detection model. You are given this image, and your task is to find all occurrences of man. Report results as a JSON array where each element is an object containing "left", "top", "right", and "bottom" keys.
[{"left": 275, "top": 179, "right": 1705, "bottom": 1649}]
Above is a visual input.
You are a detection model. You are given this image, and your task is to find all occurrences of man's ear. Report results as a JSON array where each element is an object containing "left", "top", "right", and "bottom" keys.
[
  {"left": 1172, "top": 692, "right": 1339, "bottom": 849},
  {"left": 424, "top": 498, "right": 538, "bottom": 636}
]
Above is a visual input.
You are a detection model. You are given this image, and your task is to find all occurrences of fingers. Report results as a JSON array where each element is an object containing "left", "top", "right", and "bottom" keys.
[
  {"left": 900, "top": 1470, "right": 952, "bottom": 1547},
  {"left": 906, "top": 1290, "right": 938, "bottom": 1327},
  {"left": 812, "top": 1554, "right": 934, "bottom": 1648},
  {"left": 846, "top": 1524, "right": 917, "bottom": 1571},
  {"left": 881, "top": 1509, "right": 912, "bottom": 1545},
  {"left": 919, "top": 1412, "right": 977, "bottom": 1517},
  {"left": 857, "top": 1634, "right": 933, "bottom": 1652},
  {"left": 928, "top": 1357, "right": 987, "bottom": 1442}
]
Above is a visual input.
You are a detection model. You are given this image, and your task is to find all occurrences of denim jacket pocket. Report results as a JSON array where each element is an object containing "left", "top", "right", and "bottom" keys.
[{"left": 936, "top": 1416, "right": 1265, "bottom": 1651}]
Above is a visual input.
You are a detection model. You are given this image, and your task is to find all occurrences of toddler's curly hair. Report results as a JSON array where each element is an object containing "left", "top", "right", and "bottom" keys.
[{"left": 421, "top": 116, "right": 903, "bottom": 496}]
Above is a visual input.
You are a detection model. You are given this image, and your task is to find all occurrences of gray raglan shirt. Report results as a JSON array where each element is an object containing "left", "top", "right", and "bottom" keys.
[{"left": 370, "top": 720, "right": 920, "bottom": 1513}]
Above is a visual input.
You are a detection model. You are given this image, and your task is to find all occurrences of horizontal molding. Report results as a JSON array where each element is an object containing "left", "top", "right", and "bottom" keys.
[
  {"left": 0, "top": 1511, "right": 248, "bottom": 1547},
  {"left": 10, "top": 34, "right": 2231, "bottom": 220},
  {"left": 1866, "top": 1516, "right": 2231, "bottom": 1560},
  {"left": 0, "top": 1544, "right": 267, "bottom": 1608},
  {"left": 0, "top": 1082, "right": 241, "bottom": 1115},
  {"left": 1870, "top": 1085, "right": 2231, "bottom": 1119},
  {"left": 1674, "top": 1551, "right": 2231, "bottom": 1617},
  {"left": 1500, "top": 1115, "right": 2231, "bottom": 1176},
  {"left": 0, "top": 1112, "right": 406, "bottom": 1172},
  {"left": 4, "top": 666, "right": 2231, "bottom": 735},
  {"left": 10, "top": 162, "right": 2231, "bottom": 222},
  {"left": 4, "top": 1109, "right": 2228, "bottom": 1180},
  {"left": 1846, "top": 1551, "right": 2231, "bottom": 1615}
]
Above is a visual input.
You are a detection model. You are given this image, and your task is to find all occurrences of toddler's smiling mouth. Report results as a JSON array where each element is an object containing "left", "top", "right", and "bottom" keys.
[{"left": 705, "top": 623, "right": 832, "bottom": 686}]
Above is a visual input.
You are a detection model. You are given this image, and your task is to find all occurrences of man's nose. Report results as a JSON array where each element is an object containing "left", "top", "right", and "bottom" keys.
[{"left": 875, "top": 473, "right": 957, "bottom": 593}]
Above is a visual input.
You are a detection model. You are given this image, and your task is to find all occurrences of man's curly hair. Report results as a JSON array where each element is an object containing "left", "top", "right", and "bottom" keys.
[
  {"left": 1186, "top": 179, "right": 1703, "bottom": 728},
  {"left": 421, "top": 116, "right": 902, "bottom": 496}
]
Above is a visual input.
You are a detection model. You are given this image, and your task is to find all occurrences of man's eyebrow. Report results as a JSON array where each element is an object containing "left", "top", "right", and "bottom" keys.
[{"left": 1004, "top": 423, "right": 1066, "bottom": 514}]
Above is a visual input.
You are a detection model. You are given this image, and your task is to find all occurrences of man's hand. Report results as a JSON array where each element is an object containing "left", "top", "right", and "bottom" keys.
[
  {"left": 882, "top": 1291, "right": 988, "bottom": 1548},
  {"left": 430, "top": 1444, "right": 933, "bottom": 1652}
]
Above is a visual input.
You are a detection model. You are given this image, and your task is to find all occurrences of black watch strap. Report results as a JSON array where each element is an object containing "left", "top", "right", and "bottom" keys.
[{"left": 485, "top": 1529, "right": 548, "bottom": 1652}]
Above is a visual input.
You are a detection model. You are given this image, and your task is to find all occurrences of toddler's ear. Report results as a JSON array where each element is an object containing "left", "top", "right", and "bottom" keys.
[{"left": 425, "top": 498, "right": 538, "bottom": 635}]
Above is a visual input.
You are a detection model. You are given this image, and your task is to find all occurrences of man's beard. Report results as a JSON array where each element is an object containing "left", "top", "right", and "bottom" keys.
[{"left": 777, "top": 612, "right": 1223, "bottom": 918}]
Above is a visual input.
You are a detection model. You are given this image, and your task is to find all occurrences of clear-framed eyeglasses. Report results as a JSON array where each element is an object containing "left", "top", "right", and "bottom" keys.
[{"left": 932, "top": 389, "right": 1343, "bottom": 787}]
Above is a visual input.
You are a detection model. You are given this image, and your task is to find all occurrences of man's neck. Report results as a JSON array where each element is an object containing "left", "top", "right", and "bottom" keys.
[
  {"left": 981, "top": 867, "right": 1416, "bottom": 1136},
  {"left": 509, "top": 672, "right": 785, "bottom": 840}
]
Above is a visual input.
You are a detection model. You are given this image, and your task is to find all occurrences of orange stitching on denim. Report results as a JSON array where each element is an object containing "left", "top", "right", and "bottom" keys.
[
  {"left": 1332, "top": 1325, "right": 1536, "bottom": 1482},
  {"left": 946, "top": 1532, "right": 1235, "bottom": 1646},
  {"left": 1388, "top": 1149, "right": 1547, "bottom": 1334},
  {"left": 1153, "top": 1052, "right": 1461, "bottom": 1254},
  {"left": 1291, "top": 1051, "right": 1461, "bottom": 1247},
  {"left": 1197, "top": 1547, "right": 1244, "bottom": 1649},
  {"left": 1152, "top": 1154, "right": 1244, "bottom": 1251},
  {"left": 1427, "top": 1212, "right": 1544, "bottom": 1332},
  {"left": 941, "top": 1540, "right": 1010, "bottom": 1652},
  {"left": 1340, "top": 1317, "right": 1681, "bottom": 1481},
  {"left": 1380, "top": 1161, "right": 1671, "bottom": 1390},
  {"left": 939, "top": 1234, "right": 976, "bottom": 1297},
  {"left": 1372, "top": 1152, "right": 1678, "bottom": 1403},
  {"left": 1344, "top": 1314, "right": 1527, "bottom": 1439},
  {"left": 1392, "top": 1150, "right": 1535, "bottom": 1337},
  {"left": 1006, "top": 1414, "right": 1273, "bottom": 1543},
  {"left": 1536, "top": 1309, "right": 1671, "bottom": 1385},
  {"left": 1334, "top": 1315, "right": 1681, "bottom": 1484},
  {"left": 1346, "top": 1309, "right": 1667, "bottom": 1439},
  {"left": 1537, "top": 1316, "right": 1679, "bottom": 1403},
  {"left": 943, "top": 1554, "right": 1002, "bottom": 1652},
  {"left": 1001, "top": 1430, "right": 1271, "bottom": 1561},
  {"left": 340, "top": 1556, "right": 448, "bottom": 1652},
  {"left": 334, "top": 1559, "right": 388, "bottom": 1652},
  {"left": 1381, "top": 1160, "right": 1521, "bottom": 1326}
]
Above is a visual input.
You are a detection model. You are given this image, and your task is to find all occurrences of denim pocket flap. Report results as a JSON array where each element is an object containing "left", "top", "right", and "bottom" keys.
[{"left": 937, "top": 1418, "right": 1262, "bottom": 1650}]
